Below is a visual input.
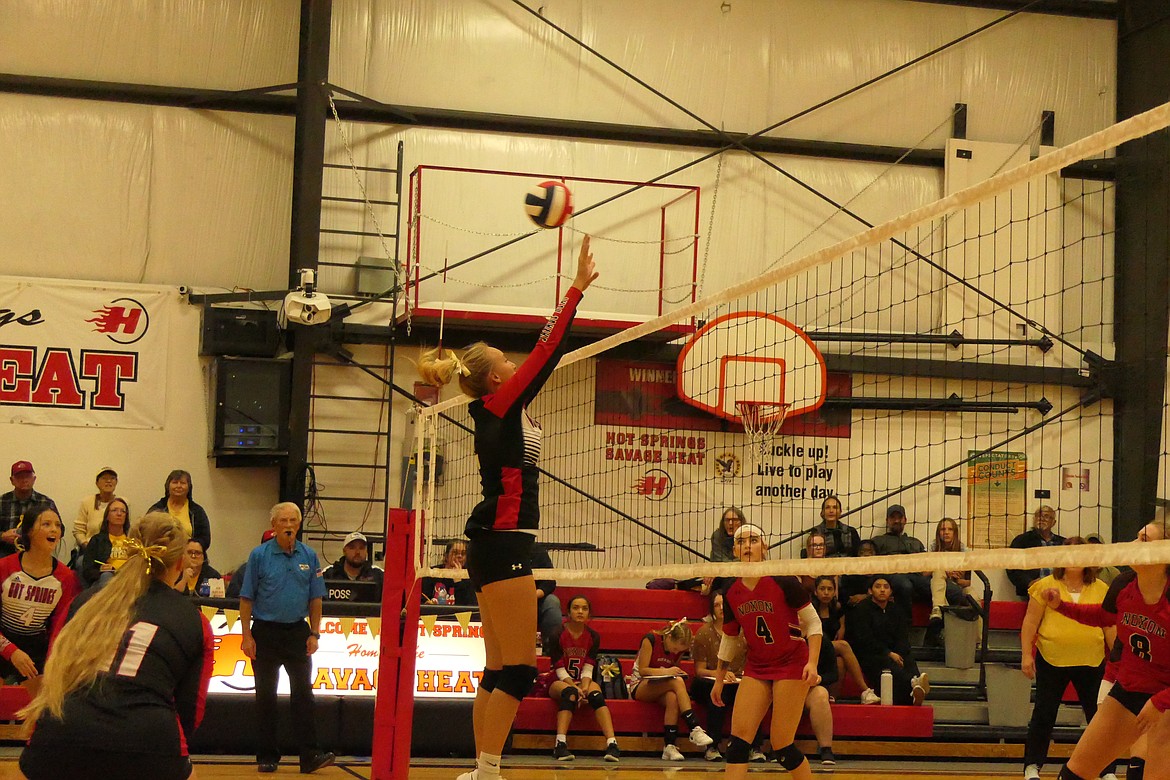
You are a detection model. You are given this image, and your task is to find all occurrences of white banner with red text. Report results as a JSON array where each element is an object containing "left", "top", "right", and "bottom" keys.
[{"left": 0, "top": 276, "right": 172, "bottom": 429}]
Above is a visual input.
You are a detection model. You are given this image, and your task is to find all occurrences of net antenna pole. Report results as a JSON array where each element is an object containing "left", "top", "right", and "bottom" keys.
[{"left": 736, "top": 400, "right": 791, "bottom": 464}]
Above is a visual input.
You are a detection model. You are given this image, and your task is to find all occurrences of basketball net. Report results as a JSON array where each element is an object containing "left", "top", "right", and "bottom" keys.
[{"left": 736, "top": 400, "right": 791, "bottom": 464}]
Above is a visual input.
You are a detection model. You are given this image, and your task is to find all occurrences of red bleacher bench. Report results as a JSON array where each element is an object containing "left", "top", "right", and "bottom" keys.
[
  {"left": 561, "top": 587, "right": 707, "bottom": 621},
  {"left": 0, "top": 686, "right": 29, "bottom": 719},
  {"left": 513, "top": 697, "right": 932, "bottom": 739}
]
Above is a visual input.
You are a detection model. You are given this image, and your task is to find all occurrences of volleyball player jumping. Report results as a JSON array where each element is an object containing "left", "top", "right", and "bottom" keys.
[{"left": 418, "top": 236, "right": 597, "bottom": 780}]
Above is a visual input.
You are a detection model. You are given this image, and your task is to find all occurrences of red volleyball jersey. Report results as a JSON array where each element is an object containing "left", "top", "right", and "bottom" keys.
[
  {"left": 0, "top": 553, "right": 78, "bottom": 661},
  {"left": 1059, "top": 574, "right": 1170, "bottom": 710},
  {"left": 723, "top": 575, "right": 812, "bottom": 679},
  {"left": 550, "top": 624, "right": 601, "bottom": 682}
]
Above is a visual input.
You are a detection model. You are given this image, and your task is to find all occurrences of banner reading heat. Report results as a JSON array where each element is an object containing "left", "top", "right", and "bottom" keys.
[{"left": 0, "top": 276, "right": 171, "bottom": 429}]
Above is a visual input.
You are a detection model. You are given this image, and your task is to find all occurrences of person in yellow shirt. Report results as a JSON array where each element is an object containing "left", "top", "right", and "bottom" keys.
[
  {"left": 80, "top": 498, "right": 132, "bottom": 587},
  {"left": 1020, "top": 536, "right": 1116, "bottom": 780},
  {"left": 147, "top": 469, "right": 211, "bottom": 552}
]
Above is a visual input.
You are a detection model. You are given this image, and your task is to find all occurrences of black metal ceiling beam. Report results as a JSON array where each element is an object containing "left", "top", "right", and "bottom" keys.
[
  {"left": 807, "top": 329, "right": 1053, "bottom": 350},
  {"left": 822, "top": 395, "right": 1053, "bottom": 414},
  {"left": 903, "top": 0, "right": 1117, "bottom": 18},
  {"left": 821, "top": 352, "right": 1095, "bottom": 387}
]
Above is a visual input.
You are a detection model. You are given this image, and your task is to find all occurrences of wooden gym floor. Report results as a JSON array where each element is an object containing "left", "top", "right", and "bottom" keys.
[{"left": 0, "top": 754, "right": 1056, "bottom": 779}]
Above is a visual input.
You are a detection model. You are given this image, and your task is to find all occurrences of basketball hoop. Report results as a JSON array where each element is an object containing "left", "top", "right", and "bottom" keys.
[{"left": 736, "top": 400, "right": 791, "bottom": 463}]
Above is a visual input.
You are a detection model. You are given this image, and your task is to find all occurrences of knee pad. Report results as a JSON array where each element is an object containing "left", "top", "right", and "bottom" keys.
[
  {"left": 1058, "top": 768, "right": 1087, "bottom": 780},
  {"left": 495, "top": 664, "right": 538, "bottom": 700},
  {"left": 725, "top": 736, "right": 751, "bottom": 764},
  {"left": 775, "top": 743, "right": 805, "bottom": 770},
  {"left": 586, "top": 689, "right": 606, "bottom": 710},
  {"left": 480, "top": 668, "right": 499, "bottom": 693},
  {"left": 559, "top": 686, "right": 579, "bottom": 712}
]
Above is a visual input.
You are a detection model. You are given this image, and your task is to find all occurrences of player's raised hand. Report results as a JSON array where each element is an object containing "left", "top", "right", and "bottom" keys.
[
  {"left": 571, "top": 235, "right": 597, "bottom": 292},
  {"left": 1041, "top": 588, "right": 1062, "bottom": 610}
]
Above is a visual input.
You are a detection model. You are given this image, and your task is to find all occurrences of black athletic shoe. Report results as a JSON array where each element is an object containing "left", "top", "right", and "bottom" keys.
[
  {"left": 820, "top": 747, "right": 837, "bottom": 766},
  {"left": 553, "top": 741, "right": 575, "bottom": 761},
  {"left": 258, "top": 763, "right": 278, "bottom": 774},
  {"left": 300, "top": 752, "right": 336, "bottom": 774},
  {"left": 604, "top": 742, "right": 621, "bottom": 762}
]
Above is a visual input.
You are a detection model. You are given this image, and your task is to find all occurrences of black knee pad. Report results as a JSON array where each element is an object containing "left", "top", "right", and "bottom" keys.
[
  {"left": 480, "top": 668, "right": 499, "bottom": 693},
  {"left": 495, "top": 664, "right": 538, "bottom": 700},
  {"left": 775, "top": 743, "right": 805, "bottom": 770},
  {"left": 1058, "top": 768, "right": 1087, "bottom": 780},
  {"left": 559, "top": 686, "right": 579, "bottom": 712},
  {"left": 586, "top": 689, "right": 606, "bottom": 710},
  {"left": 725, "top": 736, "right": 751, "bottom": 764}
]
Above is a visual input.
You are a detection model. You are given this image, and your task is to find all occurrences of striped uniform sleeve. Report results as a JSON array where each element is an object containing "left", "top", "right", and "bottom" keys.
[{"left": 176, "top": 611, "right": 216, "bottom": 741}]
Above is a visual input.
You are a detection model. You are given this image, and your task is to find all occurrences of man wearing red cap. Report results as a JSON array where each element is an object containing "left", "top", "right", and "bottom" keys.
[{"left": 0, "top": 461, "right": 58, "bottom": 558}]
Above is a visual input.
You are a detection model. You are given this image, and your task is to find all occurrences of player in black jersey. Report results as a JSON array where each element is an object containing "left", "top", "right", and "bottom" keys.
[
  {"left": 17, "top": 512, "right": 213, "bottom": 780},
  {"left": 418, "top": 236, "right": 597, "bottom": 780}
]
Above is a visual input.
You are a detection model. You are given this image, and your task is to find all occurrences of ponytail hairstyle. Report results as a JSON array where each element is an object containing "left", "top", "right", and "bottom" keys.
[
  {"left": 658, "top": 617, "right": 693, "bottom": 650},
  {"left": 20, "top": 512, "right": 188, "bottom": 733},
  {"left": 417, "top": 342, "right": 499, "bottom": 399}
]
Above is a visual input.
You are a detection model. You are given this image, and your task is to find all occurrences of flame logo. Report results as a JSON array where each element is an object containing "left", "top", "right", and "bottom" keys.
[{"left": 86, "top": 297, "right": 149, "bottom": 345}]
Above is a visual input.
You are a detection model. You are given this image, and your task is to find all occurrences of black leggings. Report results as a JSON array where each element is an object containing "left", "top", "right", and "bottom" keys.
[
  {"left": 1024, "top": 652, "right": 1105, "bottom": 769},
  {"left": 690, "top": 677, "right": 763, "bottom": 747},
  {"left": 860, "top": 653, "right": 920, "bottom": 706}
]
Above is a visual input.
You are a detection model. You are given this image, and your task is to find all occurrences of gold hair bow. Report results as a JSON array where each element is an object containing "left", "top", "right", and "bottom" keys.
[
  {"left": 666, "top": 617, "right": 689, "bottom": 633},
  {"left": 448, "top": 350, "right": 471, "bottom": 378},
  {"left": 120, "top": 537, "right": 169, "bottom": 574},
  {"left": 599, "top": 660, "right": 621, "bottom": 680}
]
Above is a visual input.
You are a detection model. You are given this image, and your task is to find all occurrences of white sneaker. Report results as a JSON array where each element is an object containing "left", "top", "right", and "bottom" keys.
[
  {"left": 1024, "top": 764, "right": 1040, "bottom": 780},
  {"left": 662, "top": 744, "right": 685, "bottom": 761},
  {"left": 749, "top": 749, "right": 768, "bottom": 762},
  {"left": 911, "top": 673, "right": 930, "bottom": 706},
  {"left": 930, "top": 605, "right": 943, "bottom": 621},
  {"left": 688, "top": 725, "right": 714, "bottom": 747},
  {"left": 1100, "top": 774, "right": 1117, "bottom": 780},
  {"left": 860, "top": 688, "right": 881, "bottom": 705}
]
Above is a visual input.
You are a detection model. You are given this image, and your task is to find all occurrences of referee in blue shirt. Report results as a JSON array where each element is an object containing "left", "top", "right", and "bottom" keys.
[{"left": 240, "top": 501, "right": 334, "bottom": 774}]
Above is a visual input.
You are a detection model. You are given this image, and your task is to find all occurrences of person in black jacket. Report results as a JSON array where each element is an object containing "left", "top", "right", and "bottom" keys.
[
  {"left": 81, "top": 497, "right": 132, "bottom": 587},
  {"left": 416, "top": 236, "right": 596, "bottom": 780},
  {"left": 844, "top": 575, "right": 929, "bottom": 706},
  {"left": 148, "top": 470, "right": 212, "bottom": 552},
  {"left": 1007, "top": 505, "right": 1066, "bottom": 600}
]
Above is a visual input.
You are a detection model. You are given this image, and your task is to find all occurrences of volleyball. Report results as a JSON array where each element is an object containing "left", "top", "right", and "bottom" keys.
[{"left": 524, "top": 180, "right": 573, "bottom": 229}]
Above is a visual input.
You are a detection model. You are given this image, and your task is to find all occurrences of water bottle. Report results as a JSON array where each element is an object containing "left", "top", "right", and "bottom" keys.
[
  {"left": 880, "top": 670, "right": 894, "bottom": 705},
  {"left": 197, "top": 581, "right": 210, "bottom": 598}
]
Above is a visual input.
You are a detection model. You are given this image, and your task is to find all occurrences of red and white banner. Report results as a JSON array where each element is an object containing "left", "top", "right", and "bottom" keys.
[{"left": 0, "top": 277, "right": 171, "bottom": 429}]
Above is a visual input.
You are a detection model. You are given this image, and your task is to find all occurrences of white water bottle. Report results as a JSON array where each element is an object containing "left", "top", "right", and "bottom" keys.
[{"left": 880, "top": 670, "right": 894, "bottom": 705}]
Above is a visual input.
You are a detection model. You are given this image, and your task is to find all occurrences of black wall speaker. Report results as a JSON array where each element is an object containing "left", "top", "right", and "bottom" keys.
[
  {"left": 201, "top": 308, "right": 281, "bottom": 357},
  {"left": 211, "top": 357, "right": 291, "bottom": 460}
]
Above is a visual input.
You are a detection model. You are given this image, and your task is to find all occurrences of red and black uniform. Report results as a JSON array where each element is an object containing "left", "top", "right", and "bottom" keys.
[
  {"left": 1058, "top": 571, "right": 1170, "bottom": 713},
  {"left": 464, "top": 288, "right": 582, "bottom": 589},
  {"left": 630, "top": 632, "right": 684, "bottom": 690},
  {"left": 19, "top": 580, "right": 214, "bottom": 780},
  {"left": 722, "top": 575, "right": 811, "bottom": 680},
  {"left": 549, "top": 624, "right": 601, "bottom": 682},
  {"left": 0, "top": 553, "right": 78, "bottom": 678}
]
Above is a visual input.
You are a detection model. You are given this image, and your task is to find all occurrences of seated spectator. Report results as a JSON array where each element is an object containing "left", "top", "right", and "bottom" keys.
[
  {"left": 532, "top": 542, "right": 560, "bottom": 654},
  {"left": 323, "top": 532, "right": 384, "bottom": 589},
  {"left": 0, "top": 461, "right": 59, "bottom": 558},
  {"left": 926, "top": 517, "right": 971, "bottom": 644},
  {"left": 709, "top": 507, "right": 744, "bottom": 562},
  {"left": 80, "top": 498, "right": 133, "bottom": 588},
  {"left": 845, "top": 575, "right": 929, "bottom": 706},
  {"left": 800, "top": 531, "right": 830, "bottom": 593},
  {"left": 806, "top": 495, "right": 862, "bottom": 557},
  {"left": 811, "top": 576, "right": 880, "bottom": 705},
  {"left": 225, "top": 529, "right": 275, "bottom": 598},
  {"left": 1085, "top": 533, "right": 1120, "bottom": 584},
  {"left": 420, "top": 539, "right": 476, "bottom": 606},
  {"left": 0, "top": 503, "right": 78, "bottom": 693},
  {"left": 72, "top": 466, "right": 118, "bottom": 555},
  {"left": 870, "top": 504, "right": 930, "bottom": 618},
  {"left": 839, "top": 540, "right": 877, "bottom": 607},
  {"left": 546, "top": 595, "right": 620, "bottom": 762},
  {"left": 1007, "top": 505, "right": 1065, "bottom": 600},
  {"left": 180, "top": 539, "right": 222, "bottom": 596},
  {"left": 148, "top": 469, "right": 211, "bottom": 552},
  {"left": 630, "top": 618, "right": 713, "bottom": 761},
  {"left": 691, "top": 592, "right": 766, "bottom": 762}
]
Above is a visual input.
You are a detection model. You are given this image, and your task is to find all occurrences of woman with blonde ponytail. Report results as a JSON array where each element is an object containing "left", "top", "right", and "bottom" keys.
[
  {"left": 419, "top": 236, "right": 598, "bottom": 780},
  {"left": 17, "top": 512, "right": 213, "bottom": 780}
]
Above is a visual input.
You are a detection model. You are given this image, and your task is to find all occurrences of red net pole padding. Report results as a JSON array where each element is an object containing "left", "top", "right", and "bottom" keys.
[{"left": 372, "top": 508, "right": 423, "bottom": 779}]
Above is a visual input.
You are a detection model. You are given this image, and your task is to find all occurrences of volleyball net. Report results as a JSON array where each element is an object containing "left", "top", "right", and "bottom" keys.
[{"left": 412, "top": 101, "right": 1170, "bottom": 583}]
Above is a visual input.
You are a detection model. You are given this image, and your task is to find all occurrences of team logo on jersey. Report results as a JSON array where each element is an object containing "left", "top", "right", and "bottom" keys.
[
  {"left": 632, "top": 469, "right": 672, "bottom": 500},
  {"left": 714, "top": 452, "right": 740, "bottom": 482},
  {"left": 87, "top": 297, "right": 150, "bottom": 345}
]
